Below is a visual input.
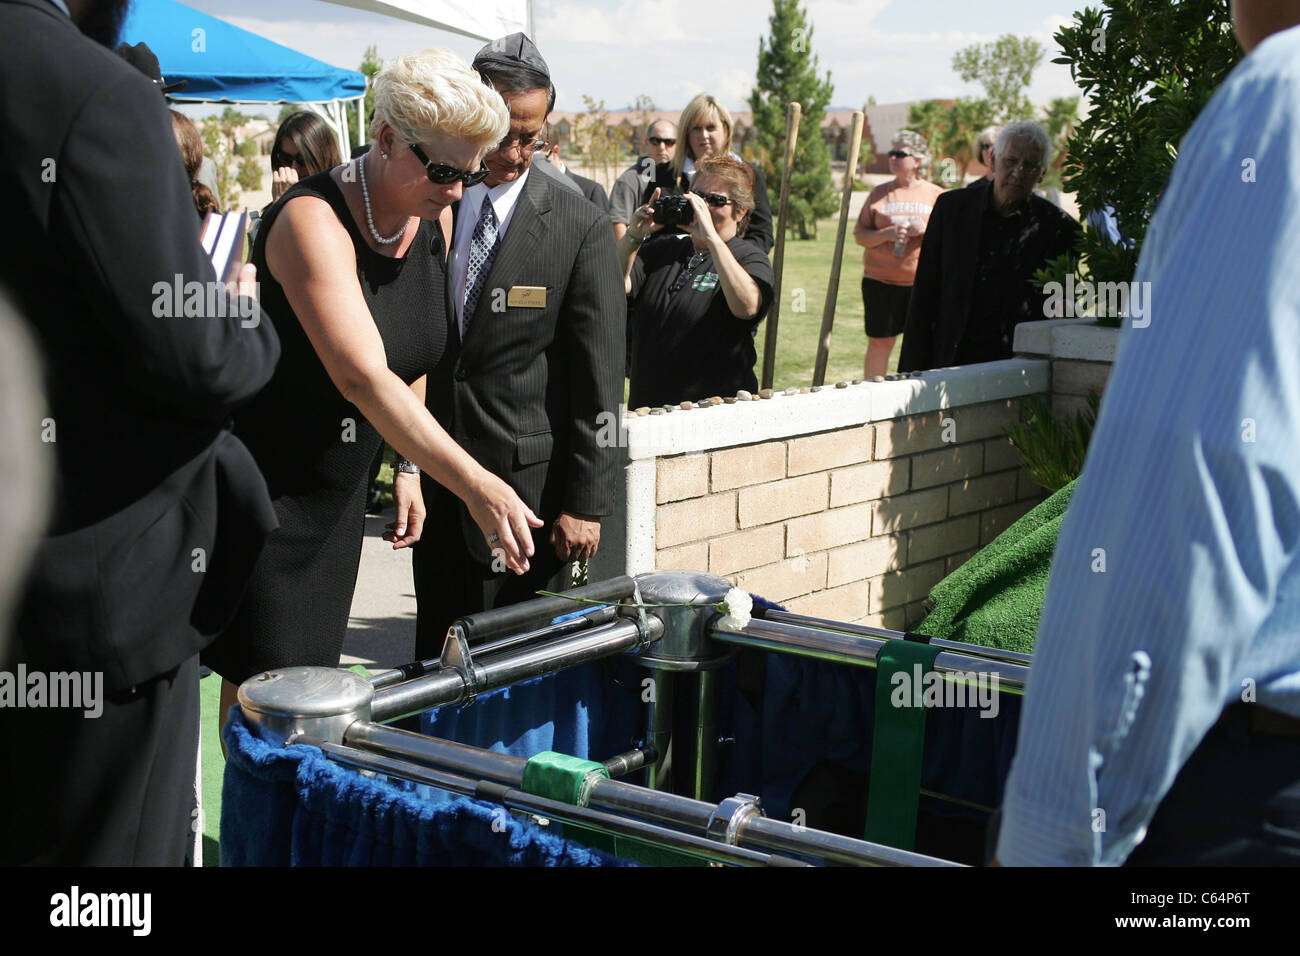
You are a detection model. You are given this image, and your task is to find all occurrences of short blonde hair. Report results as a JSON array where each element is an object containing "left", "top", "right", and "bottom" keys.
[
  {"left": 370, "top": 48, "right": 509, "bottom": 152},
  {"left": 673, "top": 93, "right": 733, "bottom": 179}
]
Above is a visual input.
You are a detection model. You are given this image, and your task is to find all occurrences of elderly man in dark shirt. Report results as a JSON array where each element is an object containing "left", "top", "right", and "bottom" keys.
[{"left": 899, "top": 121, "right": 1080, "bottom": 372}]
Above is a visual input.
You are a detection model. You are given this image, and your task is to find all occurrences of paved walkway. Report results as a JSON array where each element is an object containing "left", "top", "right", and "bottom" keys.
[{"left": 341, "top": 513, "right": 420, "bottom": 669}]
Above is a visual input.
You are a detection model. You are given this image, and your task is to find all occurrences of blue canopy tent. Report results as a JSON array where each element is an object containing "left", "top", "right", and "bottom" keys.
[{"left": 120, "top": 0, "right": 367, "bottom": 156}]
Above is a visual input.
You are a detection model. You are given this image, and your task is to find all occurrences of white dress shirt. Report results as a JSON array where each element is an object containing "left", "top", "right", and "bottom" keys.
[{"left": 450, "top": 168, "right": 531, "bottom": 337}]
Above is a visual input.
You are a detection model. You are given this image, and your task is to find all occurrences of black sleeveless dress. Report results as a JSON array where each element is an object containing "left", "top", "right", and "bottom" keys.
[{"left": 202, "top": 172, "right": 451, "bottom": 684}]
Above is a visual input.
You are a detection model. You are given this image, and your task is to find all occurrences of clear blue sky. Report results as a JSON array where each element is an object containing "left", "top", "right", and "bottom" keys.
[{"left": 174, "top": 0, "right": 1090, "bottom": 114}]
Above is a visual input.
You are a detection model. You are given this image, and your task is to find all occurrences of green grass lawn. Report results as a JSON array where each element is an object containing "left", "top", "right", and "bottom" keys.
[{"left": 759, "top": 215, "right": 903, "bottom": 391}]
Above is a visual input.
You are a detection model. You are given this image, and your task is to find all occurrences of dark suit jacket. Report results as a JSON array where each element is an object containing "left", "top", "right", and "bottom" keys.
[
  {"left": 427, "top": 167, "right": 625, "bottom": 564},
  {"left": 0, "top": 0, "right": 281, "bottom": 691},
  {"left": 565, "top": 169, "right": 610, "bottom": 213},
  {"left": 899, "top": 178, "right": 1080, "bottom": 372}
]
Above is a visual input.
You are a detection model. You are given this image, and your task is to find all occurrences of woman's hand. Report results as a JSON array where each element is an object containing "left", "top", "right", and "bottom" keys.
[
  {"left": 682, "top": 191, "right": 721, "bottom": 245},
  {"left": 465, "top": 469, "right": 545, "bottom": 574},
  {"left": 904, "top": 217, "right": 925, "bottom": 238},
  {"left": 384, "top": 472, "right": 425, "bottom": 550},
  {"left": 628, "top": 187, "right": 665, "bottom": 241},
  {"left": 271, "top": 165, "right": 299, "bottom": 200}
]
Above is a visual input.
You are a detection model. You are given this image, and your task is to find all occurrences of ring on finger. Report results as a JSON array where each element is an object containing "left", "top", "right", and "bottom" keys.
[{"left": 487, "top": 532, "right": 499, "bottom": 544}]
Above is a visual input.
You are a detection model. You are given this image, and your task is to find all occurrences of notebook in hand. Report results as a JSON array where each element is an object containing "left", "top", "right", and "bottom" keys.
[{"left": 200, "top": 209, "right": 249, "bottom": 286}]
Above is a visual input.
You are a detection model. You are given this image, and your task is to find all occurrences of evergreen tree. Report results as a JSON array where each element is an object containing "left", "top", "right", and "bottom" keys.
[{"left": 748, "top": 0, "right": 836, "bottom": 239}]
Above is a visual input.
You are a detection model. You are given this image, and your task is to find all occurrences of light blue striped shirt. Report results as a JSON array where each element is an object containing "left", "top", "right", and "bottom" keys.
[{"left": 997, "top": 25, "right": 1300, "bottom": 866}]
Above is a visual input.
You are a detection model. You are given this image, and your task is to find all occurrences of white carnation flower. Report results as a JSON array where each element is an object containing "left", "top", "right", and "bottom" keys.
[{"left": 716, "top": 587, "right": 753, "bottom": 632}]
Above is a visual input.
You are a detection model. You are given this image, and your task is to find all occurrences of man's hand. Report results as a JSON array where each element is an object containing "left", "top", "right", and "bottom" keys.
[{"left": 551, "top": 512, "right": 601, "bottom": 563}]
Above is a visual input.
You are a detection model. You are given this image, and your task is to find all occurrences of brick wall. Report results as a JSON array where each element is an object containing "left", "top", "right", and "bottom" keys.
[
  {"left": 651, "top": 399, "right": 1044, "bottom": 629},
  {"left": 1012, "top": 318, "right": 1120, "bottom": 420},
  {"left": 588, "top": 358, "right": 1057, "bottom": 631}
]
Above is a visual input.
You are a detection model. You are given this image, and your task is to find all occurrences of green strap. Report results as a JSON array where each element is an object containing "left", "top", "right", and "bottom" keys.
[
  {"left": 863, "top": 637, "right": 942, "bottom": 851},
  {"left": 521, "top": 751, "right": 608, "bottom": 806},
  {"left": 520, "top": 751, "right": 701, "bottom": 866}
]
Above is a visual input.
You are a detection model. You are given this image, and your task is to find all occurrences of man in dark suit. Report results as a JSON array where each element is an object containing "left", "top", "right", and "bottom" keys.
[
  {"left": 539, "top": 128, "right": 610, "bottom": 214},
  {"left": 0, "top": 0, "right": 280, "bottom": 864},
  {"left": 412, "top": 34, "right": 625, "bottom": 658},
  {"left": 899, "top": 121, "right": 1080, "bottom": 372}
]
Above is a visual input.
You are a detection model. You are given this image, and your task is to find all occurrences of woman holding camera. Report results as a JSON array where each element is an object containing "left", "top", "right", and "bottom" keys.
[
  {"left": 651, "top": 93, "right": 774, "bottom": 253},
  {"left": 620, "top": 155, "right": 774, "bottom": 407}
]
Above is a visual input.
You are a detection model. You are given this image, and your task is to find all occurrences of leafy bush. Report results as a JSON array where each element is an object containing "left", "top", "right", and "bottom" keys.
[
  {"left": 1005, "top": 392, "right": 1101, "bottom": 492},
  {"left": 1050, "top": 2, "right": 1240, "bottom": 290}
]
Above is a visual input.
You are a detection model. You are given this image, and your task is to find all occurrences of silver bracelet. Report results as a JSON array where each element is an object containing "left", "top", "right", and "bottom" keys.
[{"left": 393, "top": 455, "right": 418, "bottom": 475}]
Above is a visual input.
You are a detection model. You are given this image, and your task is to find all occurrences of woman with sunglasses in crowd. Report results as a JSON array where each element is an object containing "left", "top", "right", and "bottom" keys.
[
  {"left": 620, "top": 155, "right": 774, "bottom": 408},
  {"left": 853, "top": 130, "right": 943, "bottom": 379},
  {"left": 203, "top": 49, "right": 542, "bottom": 725},
  {"left": 651, "top": 93, "right": 774, "bottom": 253},
  {"left": 270, "top": 111, "right": 343, "bottom": 201}
]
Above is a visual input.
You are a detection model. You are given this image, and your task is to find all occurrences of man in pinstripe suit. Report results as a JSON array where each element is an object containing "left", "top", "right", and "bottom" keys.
[{"left": 412, "top": 34, "right": 625, "bottom": 658}]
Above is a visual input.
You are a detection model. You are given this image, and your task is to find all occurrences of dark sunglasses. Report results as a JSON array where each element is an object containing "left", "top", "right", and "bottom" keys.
[
  {"left": 496, "top": 133, "right": 548, "bottom": 152},
  {"left": 690, "top": 189, "right": 734, "bottom": 207},
  {"left": 648, "top": 136, "right": 677, "bottom": 147},
  {"left": 272, "top": 149, "right": 305, "bottom": 170},
  {"left": 887, "top": 149, "right": 914, "bottom": 159},
  {"left": 408, "top": 143, "right": 490, "bottom": 186}
]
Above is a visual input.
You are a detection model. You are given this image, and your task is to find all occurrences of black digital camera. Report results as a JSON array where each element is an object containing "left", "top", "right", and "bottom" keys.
[{"left": 651, "top": 195, "right": 695, "bottom": 227}]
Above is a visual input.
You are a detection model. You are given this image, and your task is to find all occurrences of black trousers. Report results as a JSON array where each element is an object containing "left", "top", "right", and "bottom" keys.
[
  {"left": 986, "top": 703, "right": 1300, "bottom": 865},
  {"left": 412, "top": 489, "right": 568, "bottom": 661},
  {"left": 0, "top": 656, "right": 198, "bottom": 866},
  {"left": 1124, "top": 704, "right": 1300, "bottom": 866}
]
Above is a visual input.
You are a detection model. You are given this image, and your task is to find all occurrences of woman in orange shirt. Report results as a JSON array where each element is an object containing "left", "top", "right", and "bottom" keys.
[{"left": 853, "top": 130, "right": 944, "bottom": 378}]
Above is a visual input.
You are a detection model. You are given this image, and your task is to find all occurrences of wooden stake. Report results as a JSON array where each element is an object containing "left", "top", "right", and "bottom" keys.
[
  {"left": 760, "top": 101, "right": 801, "bottom": 391},
  {"left": 813, "top": 110, "right": 864, "bottom": 387}
]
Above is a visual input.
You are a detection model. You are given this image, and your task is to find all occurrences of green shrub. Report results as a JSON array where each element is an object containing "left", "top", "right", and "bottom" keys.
[{"left": 1006, "top": 392, "right": 1101, "bottom": 492}]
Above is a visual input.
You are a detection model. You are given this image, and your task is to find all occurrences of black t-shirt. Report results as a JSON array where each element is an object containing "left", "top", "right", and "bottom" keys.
[{"left": 628, "top": 233, "right": 774, "bottom": 407}]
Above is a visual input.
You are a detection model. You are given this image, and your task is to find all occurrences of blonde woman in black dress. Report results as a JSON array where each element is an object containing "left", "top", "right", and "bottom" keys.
[{"left": 204, "top": 49, "right": 543, "bottom": 722}]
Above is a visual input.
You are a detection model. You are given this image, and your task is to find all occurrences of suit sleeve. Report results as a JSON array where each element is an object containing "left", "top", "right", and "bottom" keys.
[
  {"left": 559, "top": 212, "right": 626, "bottom": 517},
  {"left": 898, "top": 189, "right": 949, "bottom": 372},
  {"left": 746, "top": 162, "right": 775, "bottom": 254},
  {"left": 53, "top": 72, "right": 279, "bottom": 423}
]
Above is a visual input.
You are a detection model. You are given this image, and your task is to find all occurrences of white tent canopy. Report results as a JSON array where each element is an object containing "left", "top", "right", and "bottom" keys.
[
  {"left": 316, "top": 0, "right": 530, "bottom": 41},
  {"left": 316, "top": 0, "right": 533, "bottom": 154}
]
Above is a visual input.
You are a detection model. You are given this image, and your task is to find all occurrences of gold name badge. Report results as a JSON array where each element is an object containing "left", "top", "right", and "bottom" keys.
[{"left": 507, "top": 286, "right": 547, "bottom": 308}]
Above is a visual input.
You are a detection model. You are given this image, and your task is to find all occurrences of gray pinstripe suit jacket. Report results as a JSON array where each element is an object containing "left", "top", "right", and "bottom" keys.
[{"left": 425, "top": 165, "right": 626, "bottom": 564}]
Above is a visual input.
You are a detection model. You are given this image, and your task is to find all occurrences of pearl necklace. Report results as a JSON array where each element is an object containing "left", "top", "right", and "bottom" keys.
[{"left": 358, "top": 154, "right": 410, "bottom": 245}]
